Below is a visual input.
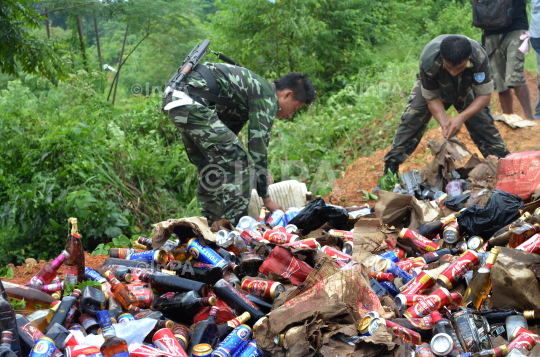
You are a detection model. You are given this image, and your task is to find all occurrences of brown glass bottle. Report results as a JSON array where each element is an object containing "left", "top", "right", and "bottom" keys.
[
  {"left": 417, "top": 213, "right": 457, "bottom": 239},
  {"left": 186, "top": 306, "right": 220, "bottom": 355},
  {"left": 64, "top": 218, "right": 85, "bottom": 284},
  {"left": 99, "top": 311, "right": 129, "bottom": 357},
  {"left": 45, "top": 289, "right": 81, "bottom": 333},
  {"left": 103, "top": 271, "right": 138, "bottom": 310},
  {"left": 461, "top": 248, "right": 499, "bottom": 309},
  {"left": 508, "top": 223, "right": 540, "bottom": 248},
  {"left": 151, "top": 291, "right": 216, "bottom": 324},
  {"left": 138, "top": 271, "right": 208, "bottom": 297}
]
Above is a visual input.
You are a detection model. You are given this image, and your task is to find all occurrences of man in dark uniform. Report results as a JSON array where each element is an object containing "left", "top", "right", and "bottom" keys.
[
  {"left": 162, "top": 62, "right": 316, "bottom": 225},
  {"left": 382, "top": 35, "right": 510, "bottom": 176}
]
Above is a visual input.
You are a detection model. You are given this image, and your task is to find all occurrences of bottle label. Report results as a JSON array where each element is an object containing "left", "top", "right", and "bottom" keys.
[
  {"left": 80, "top": 314, "right": 98, "bottom": 330},
  {"left": 64, "top": 266, "right": 78, "bottom": 284},
  {"left": 21, "top": 322, "right": 43, "bottom": 341}
]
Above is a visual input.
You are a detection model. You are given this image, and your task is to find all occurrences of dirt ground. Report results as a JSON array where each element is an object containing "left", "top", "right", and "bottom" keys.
[{"left": 328, "top": 71, "right": 540, "bottom": 206}]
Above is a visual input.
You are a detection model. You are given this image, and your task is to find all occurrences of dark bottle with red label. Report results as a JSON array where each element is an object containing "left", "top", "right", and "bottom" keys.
[
  {"left": 187, "top": 306, "right": 220, "bottom": 356},
  {"left": 45, "top": 289, "right": 81, "bottom": 333},
  {"left": 421, "top": 247, "right": 463, "bottom": 264},
  {"left": 151, "top": 291, "right": 216, "bottom": 324},
  {"left": 0, "top": 331, "right": 17, "bottom": 357},
  {"left": 16, "top": 315, "right": 62, "bottom": 357},
  {"left": 64, "top": 218, "right": 85, "bottom": 285},
  {"left": 0, "top": 282, "right": 20, "bottom": 357},
  {"left": 213, "top": 279, "right": 265, "bottom": 323}
]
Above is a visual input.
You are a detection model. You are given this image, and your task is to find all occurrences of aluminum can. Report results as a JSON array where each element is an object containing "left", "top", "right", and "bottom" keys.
[
  {"left": 369, "top": 271, "right": 394, "bottom": 282},
  {"left": 127, "top": 283, "right": 153, "bottom": 309},
  {"left": 517, "top": 233, "right": 540, "bottom": 254},
  {"left": 509, "top": 326, "right": 539, "bottom": 342},
  {"left": 192, "top": 343, "right": 213, "bottom": 357},
  {"left": 448, "top": 292, "right": 463, "bottom": 309},
  {"left": 282, "top": 238, "right": 320, "bottom": 250},
  {"left": 172, "top": 325, "right": 190, "bottom": 350},
  {"left": 401, "top": 271, "right": 435, "bottom": 295},
  {"left": 384, "top": 318, "right": 421, "bottom": 344},
  {"left": 380, "top": 249, "right": 404, "bottom": 263},
  {"left": 415, "top": 346, "right": 436, "bottom": 357},
  {"left": 128, "top": 344, "right": 171, "bottom": 357},
  {"left": 450, "top": 308, "right": 492, "bottom": 352},
  {"left": 241, "top": 279, "right": 285, "bottom": 300},
  {"left": 507, "top": 331, "right": 537, "bottom": 352},
  {"left": 109, "top": 248, "right": 145, "bottom": 259},
  {"left": 68, "top": 324, "right": 87, "bottom": 336},
  {"left": 236, "top": 216, "right": 258, "bottom": 231},
  {"left": 236, "top": 341, "right": 262, "bottom": 357},
  {"left": 273, "top": 226, "right": 286, "bottom": 233},
  {"left": 348, "top": 207, "right": 371, "bottom": 218},
  {"left": 285, "top": 224, "right": 298, "bottom": 234},
  {"left": 467, "top": 236, "right": 484, "bottom": 251},
  {"left": 266, "top": 210, "right": 285, "bottom": 228},
  {"left": 64, "top": 345, "right": 103, "bottom": 357},
  {"left": 127, "top": 249, "right": 169, "bottom": 265},
  {"left": 394, "top": 294, "right": 426, "bottom": 310},
  {"left": 84, "top": 267, "right": 106, "bottom": 284},
  {"left": 187, "top": 238, "right": 228, "bottom": 271},
  {"left": 328, "top": 229, "right": 354, "bottom": 240},
  {"left": 152, "top": 328, "right": 188, "bottom": 357},
  {"left": 284, "top": 208, "right": 301, "bottom": 224},
  {"left": 374, "top": 259, "right": 413, "bottom": 285},
  {"left": 321, "top": 245, "right": 353, "bottom": 262},
  {"left": 117, "top": 313, "right": 135, "bottom": 324},
  {"left": 430, "top": 333, "right": 455, "bottom": 356},
  {"left": 404, "top": 288, "right": 452, "bottom": 318},
  {"left": 358, "top": 315, "right": 374, "bottom": 336},
  {"left": 380, "top": 281, "right": 400, "bottom": 297},
  {"left": 29, "top": 337, "right": 56, "bottom": 357},
  {"left": 213, "top": 325, "right": 252, "bottom": 357},
  {"left": 262, "top": 230, "right": 300, "bottom": 244},
  {"left": 437, "top": 250, "right": 479, "bottom": 289},
  {"left": 396, "top": 257, "right": 427, "bottom": 273},
  {"left": 399, "top": 228, "right": 439, "bottom": 252}
]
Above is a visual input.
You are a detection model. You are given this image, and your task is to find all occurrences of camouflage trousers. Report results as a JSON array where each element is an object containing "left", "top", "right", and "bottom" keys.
[
  {"left": 383, "top": 79, "right": 510, "bottom": 166},
  {"left": 485, "top": 30, "right": 527, "bottom": 93},
  {"left": 163, "top": 101, "right": 254, "bottom": 226}
]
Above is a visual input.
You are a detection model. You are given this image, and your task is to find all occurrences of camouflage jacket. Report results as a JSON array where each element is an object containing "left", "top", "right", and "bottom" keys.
[
  {"left": 419, "top": 35, "right": 494, "bottom": 104},
  {"left": 186, "top": 62, "right": 278, "bottom": 197}
]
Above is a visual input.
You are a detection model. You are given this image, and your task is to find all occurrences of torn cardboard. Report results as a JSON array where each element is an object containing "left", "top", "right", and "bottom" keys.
[{"left": 151, "top": 217, "right": 214, "bottom": 249}]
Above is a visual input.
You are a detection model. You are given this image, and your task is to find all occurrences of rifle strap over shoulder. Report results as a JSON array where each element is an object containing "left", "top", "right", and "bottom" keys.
[{"left": 190, "top": 64, "right": 240, "bottom": 111}]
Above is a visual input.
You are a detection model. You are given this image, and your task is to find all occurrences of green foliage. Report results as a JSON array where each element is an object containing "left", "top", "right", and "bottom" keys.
[
  {"left": 378, "top": 173, "right": 401, "bottom": 192},
  {"left": 0, "top": 267, "right": 14, "bottom": 280},
  {"left": 64, "top": 280, "right": 102, "bottom": 297},
  {"left": 9, "top": 298, "right": 26, "bottom": 310},
  {"left": 0, "top": 0, "right": 67, "bottom": 83},
  {"left": 92, "top": 234, "right": 133, "bottom": 256}
]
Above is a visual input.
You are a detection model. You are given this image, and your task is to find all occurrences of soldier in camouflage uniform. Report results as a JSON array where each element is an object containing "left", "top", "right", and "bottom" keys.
[
  {"left": 162, "top": 63, "right": 315, "bottom": 225},
  {"left": 383, "top": 35, "right": 510, "bottom": 176}
]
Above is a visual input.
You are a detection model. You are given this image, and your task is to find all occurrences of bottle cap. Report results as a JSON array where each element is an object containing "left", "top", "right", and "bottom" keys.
[
  {"left": 208, "top": 296, "right": 217, "bottom": 306},
  {"left": 209, "top": 306, "right": 220, "bottom": 318},
  {"left": 164, "top": 320, "right": 174, "bottom": 329},
  {"left": 524, "top": 311, "right": 535, "bottom": 320},
  {"left": 62, "top": 250, "right": 71, "bottom": 259},
  {"left": 51, "top": 291, "right": 62, "bottom": 300},
  {"left": 71, "top": 289, "right": 82, "bottom": 298},
  {"left": 124, "top": 274, "right": 134, "bottom": 283}
]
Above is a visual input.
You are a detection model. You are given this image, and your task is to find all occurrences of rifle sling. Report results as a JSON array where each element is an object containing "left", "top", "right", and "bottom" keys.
[{"left": 191, "top": 64, "right": 240, "bottom": 111}]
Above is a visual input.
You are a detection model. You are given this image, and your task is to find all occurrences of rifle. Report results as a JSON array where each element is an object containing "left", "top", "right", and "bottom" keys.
[{"left": 162, "top": 39, "right": 211, "bottom": 102}]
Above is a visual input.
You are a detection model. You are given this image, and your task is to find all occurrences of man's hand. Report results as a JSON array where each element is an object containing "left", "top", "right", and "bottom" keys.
[
  {"left": 445, "top": 114, "right": 465, "bottom": 139},
  {"left": 262, "top": 197, "right": 283, "bottom": 213}
]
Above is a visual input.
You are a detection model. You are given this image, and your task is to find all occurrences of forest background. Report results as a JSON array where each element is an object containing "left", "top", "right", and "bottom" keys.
[{"left": 0, "top": 0, "right": 536, "bottom": 265}]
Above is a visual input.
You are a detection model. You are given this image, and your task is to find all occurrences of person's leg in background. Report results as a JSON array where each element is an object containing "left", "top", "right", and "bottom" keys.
[{"left": 531, "top": 37, "right": 540, "bottom": 119}]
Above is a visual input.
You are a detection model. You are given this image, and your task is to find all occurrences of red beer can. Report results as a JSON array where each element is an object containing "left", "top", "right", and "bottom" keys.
[
  {"left": 152, "top": 328, "right": 188, "bottom": 357},
  {"left": 437, "top": 250, "right": 479, "bottom": 289},
  {"left": 394, "top": 294, "right": 426, "bottom": 310},
  {"left": 382, "top": 318, "right": 422, "bottom": 344},
  {"left": 399, "top": 228, "right": 439, "bottom": 252},
  {"left": 406, "top": 316, "right": 434, "bottom": 330},
  {"left": 328, "top": 229, "right": 354, "bottom": 240},
  {"left": 258, "top": 247, "right": 313, "bottom": 286},
  {"left": 415, "top": 347, "right": 436, "bottom": 357},
  {"left": 401, "top": 271, "right": 436, "bottom": 295},
  {"left": 404, "top": 288, "right": 453, "bottom": 319},
  {"left": 396, "top": 257, "right": 427, "bottom": 273},
  {"left": 127, "top": 282, "right": 153, "bottom": 309},
  {"left": 274, "top": 226, "right": 287, "bottom": 233},
  {"left": 64, "top": 345, "right": 102, "bottom": 357},
  {"left": 262, "top": 230, "right": 300, "bottom": 244},
  {"left": 240, "top": 230, "right": 267, "bottom": 246},
  {"left": 509, "top": 326, "right": 539, "bottom": 341},
  {"left": 517, "top": 233, "right": 540, "bottom": 254},
  {"left": 368, "top": 271, "right": 394, "bottom": 282},
  {"left": 130, "top": 343, "right": 175, "bottom": 357},
  {"left": 447, "top": 292, "right": 463, "bottom": 309},
  {"left": 507, "top": 331, "right": 537, "bottom": 352},
  {"left": 320, "top": 246, "right": 353, "bottom": 262},
  {"left": 282, "top": 238, "right": 320, "bottom": 250},
  {"left": 241, "top": 279, "right": 286, "bottom": 300}
]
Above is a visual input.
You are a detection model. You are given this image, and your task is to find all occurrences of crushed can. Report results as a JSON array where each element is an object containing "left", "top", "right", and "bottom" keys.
[{"left": 449, "top": 308, "right": 492, "bottom": 353}]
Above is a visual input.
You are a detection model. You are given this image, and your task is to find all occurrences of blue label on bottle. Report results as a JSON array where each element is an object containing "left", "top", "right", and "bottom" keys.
[
  {"left": 85, "top": 267, "right": 106, "bottom": 283},
  {"left": 188, "top": 238, "right": 227, "bottom": 270},
  {"left": 96, "top": 310, "right": 112, "bottom": 329}
]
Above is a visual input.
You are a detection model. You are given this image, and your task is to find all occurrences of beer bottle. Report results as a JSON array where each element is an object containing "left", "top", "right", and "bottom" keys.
[
  {"left": 213, "top": 280, "right": 265, "bottom": 323},
  {"left": 186, "top": 306, "right": 220, "bottom": 355},
  {"left": 28, "top": 251, "right": 70, "bottom": 286},
  {"left": 151, "top": 291, "right": 216, "bottom": 324},
  {"left": 103, "top": 271, "right": 138, "bottom": 310},
  {"left": 45, "top": 289, "right": 81, "bottom": 333},
  {"left": 16, "top": 315, "right": 61, "bottom": 357},
  {"left": 107, "top": 296, "right": 122, "bottom": 324},
  {"left": 167, "top": 261, "right": 223, "bottom": 286},
  {"left": 492, "top": 212, "right": 531, "bottom": 238},
  {"left": 421, "top": 247, "right": 463, "bottom": 264},
  {"left": 64, "top": 218, "right": 85, "bottom": 285},
  {"left": 216, "top": 312, "right": 251, "bottom": 340},
  {"left": 0, "top": 331, "right": 17, "bottom": 357},
  {"left": 461, "top": 248, "right": 500, "bottom": 309},
  {"left": 98, "top": 311, "right": 129, "bottom": 357},
  {"left": 138, "top": 271, "right": 208, "bottom": 297},
  {"left": 417, "top": 213, "right": 457, "bottom": 239},
  {"left": 2, "top": 282, "right": 55, "bottom": 312},
  {"left": 508, "top": 223, "right": 540, "bottom": 249}
]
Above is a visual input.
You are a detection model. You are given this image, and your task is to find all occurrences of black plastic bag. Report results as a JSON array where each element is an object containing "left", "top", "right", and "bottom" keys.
[
  {"left": 444, "top": 193, "right": 471, "bottom": 211},
  {"left": 457, "top": 189, "right": 524, "bottom": 238},
  {"left": 288, "top": 198, "right": 349, "bottom": 234}
]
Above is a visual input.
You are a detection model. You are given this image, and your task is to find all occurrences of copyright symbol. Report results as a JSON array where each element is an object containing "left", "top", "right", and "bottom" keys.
[
  {"left": 131, "top": 83, "right": 143, "bottom": 95},
  {"left": 200, "top": 164, "right": 226, "bottom": 193}
]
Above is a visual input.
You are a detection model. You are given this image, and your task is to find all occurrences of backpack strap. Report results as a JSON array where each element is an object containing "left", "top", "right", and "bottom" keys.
[
  {"left": 483, "top": 32, "right": 508, "bottom": 57},
  {"left": 189, "top": 64, "right": 240, "bottom": 111}
]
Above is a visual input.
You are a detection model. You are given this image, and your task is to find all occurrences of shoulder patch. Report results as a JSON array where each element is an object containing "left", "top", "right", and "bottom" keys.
[{"left": 474, "top": 72, "right": 485, "bottom": 83}]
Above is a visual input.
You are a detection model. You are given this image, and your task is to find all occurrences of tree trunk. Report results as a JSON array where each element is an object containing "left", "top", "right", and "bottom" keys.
[
  {"left": 93, "top": 17, "right": 102, "bottom": 71},
  {"left": 45, "top": 10, "right": 50, "bottom": 39},
  {"left": 112, "top": 24, "right": 129, "bottom": 106},
  {"left": 77, "top": 16, "right": 88, "bottom": 72}
]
